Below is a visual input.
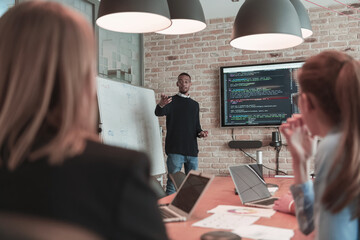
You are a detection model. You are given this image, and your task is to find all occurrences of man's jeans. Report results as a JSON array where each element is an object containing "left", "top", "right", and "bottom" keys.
[{"left": 166, "top": 154, "right": 198, "bottom": 195}]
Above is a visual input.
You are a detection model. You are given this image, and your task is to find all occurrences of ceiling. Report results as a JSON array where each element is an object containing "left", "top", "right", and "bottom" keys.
[{"left": 199, "top": 0, "right": 357, "bottom": 19}]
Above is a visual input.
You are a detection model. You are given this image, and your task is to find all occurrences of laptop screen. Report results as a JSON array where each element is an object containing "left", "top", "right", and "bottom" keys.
[
  {"left": 171, "top": 173, "right": 210, "bottom": 213},
  {"left": 229, "top": 165, "right": 272, "bottom": 204}
]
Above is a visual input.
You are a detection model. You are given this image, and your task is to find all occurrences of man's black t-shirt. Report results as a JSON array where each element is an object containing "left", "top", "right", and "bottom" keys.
[{"left": 155, "top": 95, "right": 202, "bottom": 157}]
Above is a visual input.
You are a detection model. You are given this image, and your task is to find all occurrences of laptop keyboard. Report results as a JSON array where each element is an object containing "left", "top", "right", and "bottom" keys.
[{"left": 160, "top": 208, "right": 178, "bottom": 219}]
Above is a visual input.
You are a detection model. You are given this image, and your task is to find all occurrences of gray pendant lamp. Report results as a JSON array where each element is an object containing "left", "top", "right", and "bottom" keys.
[
  {"left": 290, "top": 0, "right": 313, "bottom": 38},
  {"left": 156, "top": 0, "right": 206, "bottom": 35},
  {"left": 96, "top": 0, "right": 171, "bottom": 33},
  {"left": 230, "top": 0, "right": 304, "bottom": 51}
]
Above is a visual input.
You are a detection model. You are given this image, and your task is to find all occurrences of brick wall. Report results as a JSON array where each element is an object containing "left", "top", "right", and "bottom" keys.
[{"left": 144, "top": 3, "right": 360, "bottom": 177}]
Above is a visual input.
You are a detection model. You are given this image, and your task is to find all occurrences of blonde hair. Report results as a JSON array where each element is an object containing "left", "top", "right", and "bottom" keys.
[
  {"left": 299, "top": 51, "right": 360, "bottom": 217},
  {"left": 0, "top": 1, "right": 98, "bottom": 170}
]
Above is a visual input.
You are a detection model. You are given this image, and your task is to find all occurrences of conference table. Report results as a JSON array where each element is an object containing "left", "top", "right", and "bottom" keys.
[{"left": 159, "top": 176, "right": 314, "bottom": 240}]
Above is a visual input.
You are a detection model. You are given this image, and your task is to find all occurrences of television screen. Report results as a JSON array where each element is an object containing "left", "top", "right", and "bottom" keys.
[{"left": 220, "top": 61, "right": 304, "bottom": 127}]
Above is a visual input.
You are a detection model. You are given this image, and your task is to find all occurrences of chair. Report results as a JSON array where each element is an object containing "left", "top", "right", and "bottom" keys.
[
  {"left": 150, "top": 176, "right": 167, "bottom": 199},
  {"left": 0, "top": 212, "right": 103, "bottom": 240},
  {"left": 169, "top": 171, "right": 186, "bottom": 191}
]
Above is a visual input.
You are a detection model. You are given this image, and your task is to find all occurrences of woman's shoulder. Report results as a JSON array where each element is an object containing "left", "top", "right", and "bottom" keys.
[
  {"left": 64, "top": 140, "right": 150, "bottom": 170},
  {"left": 320, "top": 129, "right": 342, "bottom": 148},
  {"left": 317, "top": 130, "right": 342, "bottom": 158},
  {"left": 315, "top": 129, "right": 343, "bottom": 179}
]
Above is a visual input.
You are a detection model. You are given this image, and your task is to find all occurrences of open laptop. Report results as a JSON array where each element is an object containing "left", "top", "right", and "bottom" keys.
[
  {"left": 229, "top": 164, "right": 278, "bottom": 209},
  {"left": 159, "top": 170, "right": 214, "bottom": 222}
]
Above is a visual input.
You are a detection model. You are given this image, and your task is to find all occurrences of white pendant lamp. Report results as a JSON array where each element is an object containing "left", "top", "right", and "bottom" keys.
[
  {"left": 290, "top": 0, "right": 313, "bottom": 38},
  {"left": 96, "top": 0, "right": 171, "bottom": 33},
  {"left": 230, "top": 0, "right": 304, "bottom": 51},
  {"left": 156, "top": 0, "right": 206, "bottom": 35}
]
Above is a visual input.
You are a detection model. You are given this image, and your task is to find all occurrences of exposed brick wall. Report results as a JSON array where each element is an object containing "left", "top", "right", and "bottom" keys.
[{"left": 144, "top": 4, "right": 360, "bottom": 177}]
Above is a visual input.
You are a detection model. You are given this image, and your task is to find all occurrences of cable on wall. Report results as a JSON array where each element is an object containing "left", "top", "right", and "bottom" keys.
[{"left": 238, "top": 148, "right": 287, "bottom": 175}]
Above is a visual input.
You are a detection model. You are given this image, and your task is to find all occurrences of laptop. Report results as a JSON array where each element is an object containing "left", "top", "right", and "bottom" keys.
[
  {"left": 229, "top": 164, "right": 278, "bottom": 209},
  {"left": 159, "top": 170, "right": 214, "bottom": 222}
]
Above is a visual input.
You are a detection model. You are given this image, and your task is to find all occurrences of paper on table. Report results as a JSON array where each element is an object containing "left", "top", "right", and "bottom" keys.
[
  {"left": 233, "top": 224, "right": 294, "bottom": 240},
  {"left": 192, "top": 213, "right": 259, "bottom": 230},
  {"left": 208, "top": 205, "right": 275, "bottom": 218}
]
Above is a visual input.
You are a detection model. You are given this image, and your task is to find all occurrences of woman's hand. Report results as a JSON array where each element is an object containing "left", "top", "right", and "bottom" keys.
[
  {"left": 280, "top": 114, "right": 317, "bottom": 183},
  {"left": 273, "top": 192, "right": 295, "bottom": 215}
]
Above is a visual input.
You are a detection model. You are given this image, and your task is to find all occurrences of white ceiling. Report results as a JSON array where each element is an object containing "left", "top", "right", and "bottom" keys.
[{"left": 199, "top": 0, "right": 357, "bottom": 19}]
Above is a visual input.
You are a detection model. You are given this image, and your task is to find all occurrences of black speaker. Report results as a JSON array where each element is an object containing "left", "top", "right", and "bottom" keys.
[{"left": 228, "top": 140, "right": 262, "bottom": 149}]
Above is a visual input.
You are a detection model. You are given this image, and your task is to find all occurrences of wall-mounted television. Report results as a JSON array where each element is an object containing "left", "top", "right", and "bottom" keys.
[{"left": 220, "top": 61, "right": 304, "bottom": 127}]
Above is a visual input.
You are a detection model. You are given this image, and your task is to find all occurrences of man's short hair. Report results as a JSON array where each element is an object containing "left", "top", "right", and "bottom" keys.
[{"left": 178, "top": 72, "right": 191, "bottom": 81}]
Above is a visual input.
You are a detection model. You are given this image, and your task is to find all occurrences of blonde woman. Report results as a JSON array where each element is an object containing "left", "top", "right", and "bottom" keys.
[
  {"left": 0, "top": 1, "right": 168, "bottom": 240},
  {"left": 280, "top": 51, "right": 359, "bottom": 239}
]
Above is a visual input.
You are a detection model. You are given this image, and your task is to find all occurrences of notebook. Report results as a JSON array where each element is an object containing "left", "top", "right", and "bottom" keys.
[
  {"left": 229, "top": 164, "right": 278, "bottom": 209},
  {"left": 159, "top": 170, "right": 214, "bottom": 222}
]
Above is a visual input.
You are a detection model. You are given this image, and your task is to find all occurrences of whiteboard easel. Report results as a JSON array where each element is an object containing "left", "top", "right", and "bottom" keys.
[{"left": 97, "top": 76, "right": 166, "bottom": 176}]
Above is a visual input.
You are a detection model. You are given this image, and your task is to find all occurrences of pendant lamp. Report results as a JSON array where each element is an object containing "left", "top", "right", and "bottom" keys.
[
  {"left": 156, "top": 0, "right": 206, "bottom": 35},
  {"left": 290, "top": 0, "right": 313, "bottom": 38},
  {"left": 96, "top": 0, "right": 171, "bottom": 33},
  {"left": 230, "top": 0, "right": 304, "bottom": 51}
]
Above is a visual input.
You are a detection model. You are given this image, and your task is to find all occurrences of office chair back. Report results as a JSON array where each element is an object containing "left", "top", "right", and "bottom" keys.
[
  {"left": 0, "top": 212, "right": 103, "bottom": 240},
  {"left": 169, "top": 171, "right": 186, "bottom": 191},
  {"left": 150, "top": 176, "right": 167, "bottom": 199}
]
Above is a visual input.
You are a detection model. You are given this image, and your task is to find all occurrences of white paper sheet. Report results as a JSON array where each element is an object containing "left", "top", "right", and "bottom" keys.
[
  {"left": 208, "top": 205, "right": 275, "bottom": 218},
  {"left": 192, "top": 213, "right": 259, "bottom": 230},
  {"left": 233, "top": 224, "right": 294, "bottom": 240}
]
